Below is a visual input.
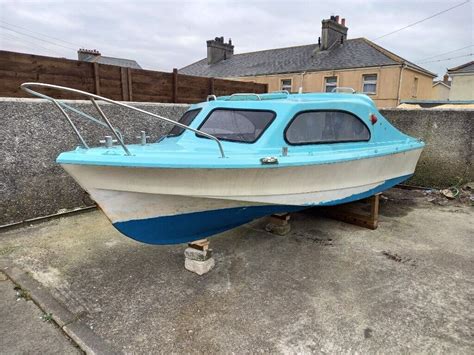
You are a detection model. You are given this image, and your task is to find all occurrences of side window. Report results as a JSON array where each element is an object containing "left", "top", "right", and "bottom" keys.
[
  {"left": 324, "top": 76, "right": 337, "bottom": 92},
  {"left": 198, "top": 109, "right": 275, "bottom": 143},
  {"left": 167, "top": 109, "right": 201, "bottom": 137},
  {"left": 285, "top": 111, "right": 370, "bottom": 145},
  {"left": 362, "top": 74, "right": 377, "bottom": 94},
  {"left": 280, "top": 79, "right": 292, "bottom": 92}
]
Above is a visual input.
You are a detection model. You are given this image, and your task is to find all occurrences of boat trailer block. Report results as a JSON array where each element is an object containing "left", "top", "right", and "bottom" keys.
[
  {"left": 265, "top": 213, "right": 291, "bottom": 235},
  {"left": 323, "top": 194, "right": 381, "bottom": 230},
  {"left": 184, "top": 239, "right": 215, "bottom": 275}
]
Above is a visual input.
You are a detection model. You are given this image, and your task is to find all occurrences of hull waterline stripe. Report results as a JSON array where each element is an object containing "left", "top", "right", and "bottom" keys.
[{"left": 113, "top": 174, "right": 412, "bottom": 245}]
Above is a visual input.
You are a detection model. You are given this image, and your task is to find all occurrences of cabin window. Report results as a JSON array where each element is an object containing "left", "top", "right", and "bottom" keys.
[
  {"left": 362, "top": 74, "right": 377, "bottom": 94},
  {"left": 280, "top": 79, "right": 292, "bottom": 92},
  {"left": 324, "top": 76, "right": 337, "bottom": 92},
  {"left": 167, "top": 109, "right": 202, "bottom": 137},
  {"left": 285, "top": 110, "right": 370, "bottom": 145},
  {"left": 197, "top": 109, "right": 276, "bottom": 143}
]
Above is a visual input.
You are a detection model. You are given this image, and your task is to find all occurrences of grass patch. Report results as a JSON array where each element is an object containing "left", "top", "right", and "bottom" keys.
[{"left": 14, "top": 285, "right": 31, "bottom": 301}]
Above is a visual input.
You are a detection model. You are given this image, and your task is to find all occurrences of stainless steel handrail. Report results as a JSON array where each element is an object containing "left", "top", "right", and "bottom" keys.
[{"left": 20, "top": 82, "right": 226, "bottom": 158}]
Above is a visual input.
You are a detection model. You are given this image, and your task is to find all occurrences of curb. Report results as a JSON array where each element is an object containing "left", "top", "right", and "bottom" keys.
[{"left": 0, "top": 261, "right": 118, "bottom": 355}]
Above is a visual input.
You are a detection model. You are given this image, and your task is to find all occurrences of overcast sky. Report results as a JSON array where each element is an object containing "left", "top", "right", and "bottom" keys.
[{"left": 1, "top": 0, "right": 472, "bottom": 78}]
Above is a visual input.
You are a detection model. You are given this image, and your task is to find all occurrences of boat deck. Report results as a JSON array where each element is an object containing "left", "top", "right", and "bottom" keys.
[{"left": 57, "top": 137, "right": 423, "bottom": 168}]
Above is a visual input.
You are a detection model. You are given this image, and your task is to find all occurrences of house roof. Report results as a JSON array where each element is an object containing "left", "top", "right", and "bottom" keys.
[
  {"left": 81, "top": 54, "right": 142, "bottom": 69},
  {"left": 179, "top": 38, "right": 436, "bottom": 78},
  {"left": 447, "top": 61, "right": 474, "bottom": 74},
  {"left": 432, "top": 80, "right": 451, "bottom": 88}
]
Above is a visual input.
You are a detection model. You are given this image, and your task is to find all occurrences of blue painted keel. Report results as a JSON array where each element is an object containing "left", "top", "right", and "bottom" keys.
[{"left": 113, "top": 174, "right": 412, "bottom": 245}]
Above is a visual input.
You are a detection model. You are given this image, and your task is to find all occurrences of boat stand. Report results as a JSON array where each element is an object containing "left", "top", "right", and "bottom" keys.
[
  {"left": 184, "top": 239, "right": 215, "bottom": 275},
  {"left": 323, "top": 194, "right": 381, "bottom": 230},
  {"left": 265, "top": 213, "right": 291, "bottom": 235}
]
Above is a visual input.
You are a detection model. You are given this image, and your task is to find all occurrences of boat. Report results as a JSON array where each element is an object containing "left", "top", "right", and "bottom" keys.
[{"left": 21, "top": 83, "right": 424, "bottom": 245}]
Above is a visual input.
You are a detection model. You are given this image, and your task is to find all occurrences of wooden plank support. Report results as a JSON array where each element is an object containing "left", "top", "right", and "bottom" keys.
[
  {"left": 208, "top": 77, "right": 215, "bottom": 95},
  {"left": 172, "top": 68, "right": 178, "bottom": 103},
  {"left": 120, "top": 67, "right": 129, "bottom": 101},
  {"left": 324, "top": 194, "right": 380, "bottom": 230},
  {"left": 188, "top": 238, "right": 209, "bottom": 251},
  {"left": 127, "top": 68, "right": 133, "bottom": 101},
  {"left": 93, "top": 63, "right": 100, "bottom": 95}
]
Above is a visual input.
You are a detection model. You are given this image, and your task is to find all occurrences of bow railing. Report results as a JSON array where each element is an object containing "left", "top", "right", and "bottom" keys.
[{"left": 20, "top": 82, "right": 226, "bottom": 158}]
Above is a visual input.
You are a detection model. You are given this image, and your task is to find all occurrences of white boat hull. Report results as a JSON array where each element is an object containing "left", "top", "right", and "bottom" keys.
[{"left": 62, "top": 148, "right": 422, "bottom": 244}]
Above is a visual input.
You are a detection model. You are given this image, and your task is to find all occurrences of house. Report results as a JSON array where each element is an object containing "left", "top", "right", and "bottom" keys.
[
  {"left": 77, "top": 48, "right": 142, "bottom": 69},
  {"left": 447, "top": 61, "right": 474, "bottom": 100},
  {"left": 180, "top": 16, "right": 436, "bottom": 108},
  {"left": 432, "top": 74, "right": 451, "bottom": 100}
]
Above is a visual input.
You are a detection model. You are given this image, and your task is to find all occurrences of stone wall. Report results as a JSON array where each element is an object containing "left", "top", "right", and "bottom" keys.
[
  {"left": 380, "top": 108, "right": 473, "bottom": 188},
  {"left": 1, "top": 98, "right": 472, "bottom": 226},
  {"left": 1, "top": 98, "right": 189, "bottom": 226}
]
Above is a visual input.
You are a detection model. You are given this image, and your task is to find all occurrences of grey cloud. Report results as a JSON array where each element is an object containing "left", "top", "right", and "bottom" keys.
[{"left": 0, "top": 0, "right": 472, "bottom": 78}]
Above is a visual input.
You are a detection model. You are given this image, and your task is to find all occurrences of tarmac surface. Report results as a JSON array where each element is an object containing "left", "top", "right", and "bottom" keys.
[
  {"left": 0, "top": 271, "right": 80, "bottom": 354},
  {"left": 0, "top": 188, "right": 472, "bottom": 353}
]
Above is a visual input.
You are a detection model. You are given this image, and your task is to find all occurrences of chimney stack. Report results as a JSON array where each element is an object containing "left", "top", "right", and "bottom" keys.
[
  {"left": 206, "top": 37, "right": 234, "bottom": 65},
  {"left": 321, "top": 15, "right": 348, "bottom": 50},
  {"left": 77, "top": 48, "right": 101, "bottom": 61}
]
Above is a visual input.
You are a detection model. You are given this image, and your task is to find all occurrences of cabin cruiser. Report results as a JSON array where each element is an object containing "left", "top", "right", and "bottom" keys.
[{"left": 21, "top": 83, "right": 424, "bottom": 244}]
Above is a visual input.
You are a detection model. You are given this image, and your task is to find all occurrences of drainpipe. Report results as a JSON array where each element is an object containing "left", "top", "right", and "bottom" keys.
[
  {"left": 300, "top": 71, "right": 307, "bottom": 93},
  {"left": 397, "top": 62, "right": 407, "bottom": 106}
]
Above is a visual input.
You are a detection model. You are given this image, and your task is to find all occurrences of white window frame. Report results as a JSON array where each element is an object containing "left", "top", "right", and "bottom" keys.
[
  {"left": 280, "top": 79, "right": 292, "bottom": 93},
  {"left": 324, "top": 76, "right": 338, "bottom": 92},
  {"left": 362, "top": 74, "right": 378, "bottom": 95}
]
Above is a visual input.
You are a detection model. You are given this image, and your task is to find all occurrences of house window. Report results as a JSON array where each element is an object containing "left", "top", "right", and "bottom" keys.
[
  {"left": 285, "top": 110, "right": 370, "bottom": 145},
  {"left": 324, "top": 76, "right": 337, "bottom": 92},
  {"left": 412, "top": 77, "right": 419, "bottom": 98},
  {"left": 362, "top": 74, "right": 377, "bottom": 94},
  {"left": 197, "top": 109, "right": 276, "bottom": 143},
  {"left": 280, "top": 79, "right": 292, "bottom": 93}
]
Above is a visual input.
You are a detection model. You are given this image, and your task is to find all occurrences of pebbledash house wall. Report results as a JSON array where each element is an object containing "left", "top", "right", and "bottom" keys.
[
  {"left": 0, "top": 98, "right": 472, "bottom": 226},
  {"left": 233, "top": 66, "right": 434, "bottom": 108}
]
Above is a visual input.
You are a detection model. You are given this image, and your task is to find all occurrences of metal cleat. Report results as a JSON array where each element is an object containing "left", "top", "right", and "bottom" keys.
[
  {"left": 136, "top": 131, "right": 150, "bottom": 145},
  {"left": 99, "top": 136, "right": 117, "bottom": 148}
]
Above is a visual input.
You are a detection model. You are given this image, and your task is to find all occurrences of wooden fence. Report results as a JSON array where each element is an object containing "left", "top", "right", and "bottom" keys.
[{"left": 0, "top": 50, "right": 267, "bottom": 103}]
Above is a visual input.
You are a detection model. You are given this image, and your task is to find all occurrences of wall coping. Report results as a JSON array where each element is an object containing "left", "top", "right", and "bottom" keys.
[{"left": 0, "top": 97, "right": 191, "bottom": 107}]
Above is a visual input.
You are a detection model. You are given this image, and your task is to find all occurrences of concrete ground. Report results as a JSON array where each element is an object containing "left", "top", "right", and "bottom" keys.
[
  {"left": 0, "top": 188, "right": 472, "bottom": 353},
  {"left": 0, "top": 271, "right": 81, "bottom": 354}
]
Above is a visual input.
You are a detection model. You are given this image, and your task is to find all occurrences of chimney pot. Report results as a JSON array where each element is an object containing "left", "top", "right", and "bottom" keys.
[
  {"left": 341, "top": 18, "right": 346, "bottom": 26},
  {"left": 335, "top": 15, "right": 340, "bottom": 23},
  {"left": 443, "top": 74, "right": 449, "bottom": 83},
  {"left": 77, "top": 48, "right": 101, "bottom": 61}
]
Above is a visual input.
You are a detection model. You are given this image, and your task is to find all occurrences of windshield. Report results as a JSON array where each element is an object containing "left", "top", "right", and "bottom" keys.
[
  {"left": 197, "top": 109, "right": 276, "bottom": 143},
  {"left": 167, "top": 109, "right": 201, "bottom": 137}
]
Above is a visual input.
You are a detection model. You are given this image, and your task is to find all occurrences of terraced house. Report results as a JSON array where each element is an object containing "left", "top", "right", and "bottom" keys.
[{"left": 180, "top": 16, "right": 436, "bottom": 108}]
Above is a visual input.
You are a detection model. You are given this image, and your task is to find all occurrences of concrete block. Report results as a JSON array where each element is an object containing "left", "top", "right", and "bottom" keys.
[
  {"left": 184, "top": 247, "right": 212, "bottom": 261},
  {"left": 265, "top": 222, "right": 291, "bottom": 236},
  {"left": 185, "top": 257, "right": 215, "bottom": 275}
]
